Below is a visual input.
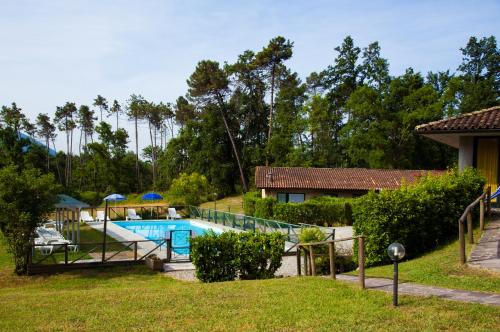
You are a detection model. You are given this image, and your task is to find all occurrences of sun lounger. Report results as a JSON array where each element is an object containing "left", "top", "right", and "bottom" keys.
[
  {"left": 126, "top": 209, "right": 142, "bottom": 220},
  {"left": 80, "top": 211, "right": 94, "bottom": 222},
  {"left": 168, "top": 208, "right": 182, "bottom": 219},
  {"left": 96, "top": 211, "right": 110, "bottom": 222}
]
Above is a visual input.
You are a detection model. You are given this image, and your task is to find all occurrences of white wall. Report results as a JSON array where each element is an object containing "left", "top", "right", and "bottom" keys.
[{"left": 458, "top": 136, "right": 474, "bottom": 170}]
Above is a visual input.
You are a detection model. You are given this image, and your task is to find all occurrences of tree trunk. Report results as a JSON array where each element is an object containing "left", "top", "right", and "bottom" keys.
[
  {"left": 46, "top": 137, "right": 50, "bottom": 172},
  {"left": 52, "top": 139, "right": 63, "bottom": 184},
  {"left": 135, "top": 116, "right": 140, "bottom": 192},
  {"left": 148, "top": 121, "right": 156, "bottom": 190},
  {"left": 116, "top": 112, "right": 119, "bottom": 130},
  {"left": 216, "top": 94, "right": 248, "bottom": 192},
  {"left": 266, "top": 64, "right": 276, "bottom": 166}
]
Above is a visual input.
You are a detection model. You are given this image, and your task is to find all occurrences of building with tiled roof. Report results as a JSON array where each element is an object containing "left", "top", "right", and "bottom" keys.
[
  {"left": 255, "top": 166, "right": 444, "bottom": 202},
  {"left": 416, "top": 106, "right": 500, "bottom": 199}
]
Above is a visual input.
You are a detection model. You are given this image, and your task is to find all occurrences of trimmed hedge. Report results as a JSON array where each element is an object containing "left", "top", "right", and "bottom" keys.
[
  {"left": 190, "top": 231, "right": 286, "bottom": 282},
  {"left": 243, "top": 191, "right": 260, "bottom": 216},
  {"left": 352, "top": 168, "right": 485, "bottom": 267},
  {"left": 273, "top": 196, "right": 353, "bottom": 226},
  {"left": 254, "top": 197, "right": 276, "bottom": 219}
]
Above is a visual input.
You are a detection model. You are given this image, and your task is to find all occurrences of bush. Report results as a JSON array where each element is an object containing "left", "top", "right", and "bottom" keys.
[
  {"left": 238, "top": 232, "right": 286, "bottom": 279},
  {"left": 190, "top": 231, "right": 286, "bottom": 282},
  {"left": 168, "top": 172, "right": 209, "bottom": 206},
  {"left": 0, "top": 166, "right": 60, "bottom": 274},
  {"left": 353, "top": 168, "right": 485, "bottom": 267},
  {"left": 273, "top": 197, "right": 353, "bottom": 226},
  {"left": 78, "top": 191, "right": 103, "bottom": 206},
  {"left": 190, "top": 230, "right": 239, "bottom": 282},
  {"left": 243, "top": 191, "right": 260, "bottom": 216},
  {"left": 299, "top": 228, "right": 330, "bottom": 274},
  {"left": 254, "top": 197, "right": 276, "bottom": 219}
]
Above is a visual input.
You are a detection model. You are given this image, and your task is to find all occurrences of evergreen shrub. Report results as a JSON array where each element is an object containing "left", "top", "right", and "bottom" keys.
[
  {"left": 352, "top": 168, "right": 485, "bottom": 267},
  {"left": 190, "top": 231, "right": 286, "bottom": 282}
]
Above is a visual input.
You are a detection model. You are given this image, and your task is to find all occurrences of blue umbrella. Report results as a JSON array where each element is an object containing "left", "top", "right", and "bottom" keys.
[
  {"left": 142, "top": 192, "right": 163, "bottom": 200},
  {"left": 104, "top": 193, "right": 126, "bottom": 201},
  {"left": 142, "top": 192, "right": 163, "bottom": 218},
  {"left": 101, "top": 193, "right": 126, "bottom": 261}
]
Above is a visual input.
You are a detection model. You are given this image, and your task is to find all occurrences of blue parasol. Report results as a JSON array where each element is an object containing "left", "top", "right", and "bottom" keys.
[
  {"left": 142, "top": 192, "right": 163, "bottom": 200},
  {"left": 104, "top": 193, "right": 126, "bottom": 201}
]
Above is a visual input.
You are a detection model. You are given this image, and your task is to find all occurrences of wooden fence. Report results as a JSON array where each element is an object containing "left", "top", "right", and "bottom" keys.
[
  {"left": 296, "top": 235, "right": 365, "bottom": 289},
  {"left": 458, "top": 187, "right": 491, "bottom": 264}
]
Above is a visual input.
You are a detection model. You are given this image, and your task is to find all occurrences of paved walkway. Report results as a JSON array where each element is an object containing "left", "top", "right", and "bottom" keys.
[
  {"left": 335, "top": 274, "right": 500, "bottom": 306},
  {"left": 468, "top": 211, "right": 500, "bottom": 272}
]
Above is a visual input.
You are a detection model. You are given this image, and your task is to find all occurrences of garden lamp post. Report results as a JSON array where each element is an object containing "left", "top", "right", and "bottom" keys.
[
  {"left": 387, "top": 242, "right": 405, "bottom": 306},
  {"left": 214, "top": 193, "right": 217, "bottom": 211}
]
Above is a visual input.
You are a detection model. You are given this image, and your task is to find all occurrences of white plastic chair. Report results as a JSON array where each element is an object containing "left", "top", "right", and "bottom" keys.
[
  {"left": 80, "top": 211, "right": 94, "bottom": 222},
  {"left": 96, "top": 211, "right": 110, "bottom": 222},
  {"left": 168, "top": 208, "right": 181, "bottom": 219},
  {"left": 126, "top": 209, "right": 142, "bottom": 220}
]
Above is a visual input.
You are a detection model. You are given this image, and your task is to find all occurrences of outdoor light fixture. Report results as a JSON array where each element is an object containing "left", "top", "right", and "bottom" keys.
[{"left": 387, "top": 242, "right": 406, "bottom": 306}]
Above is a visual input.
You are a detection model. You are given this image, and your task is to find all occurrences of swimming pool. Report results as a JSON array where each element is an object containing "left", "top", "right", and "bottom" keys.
[{"left": 113, "top": 220, "right": 220, "bottom": 254}]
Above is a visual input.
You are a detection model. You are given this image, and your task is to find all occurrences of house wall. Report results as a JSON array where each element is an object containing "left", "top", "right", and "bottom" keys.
[
  {"left": 261, "top": 188, "right": 367, "bottom": 200},
  {"left": 458, "top": 136, "right": 474, "bottom": 170}
]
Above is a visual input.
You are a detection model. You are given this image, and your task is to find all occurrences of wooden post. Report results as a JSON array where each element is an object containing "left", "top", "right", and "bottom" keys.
[
  {"left": 358, "top": 236, "right": 365, "bottom": 289},
  {"left": 64, "top": 243, "right": 68, "bottom": 265},
  {"left": 487, "top": 186, "right": 491, "bottom": 214},
  {"left": 303, "top": 247, "right": 309, "bottom": 276},
  {"left": 467, "top": 211, "right": 473, "bottom": 244},
  {"left": 134, "top": 242, "right": 138, "bottom": 261},
  {"left": 102, "top": 200, "right": 109, "bottom": 263},
  {"left": 296, "top": 246, "right": 301, "bottom": 276},
  {"left": 77, "top": 209, "right": 81, "bottom": 244},
  {"left": 309, "top": 245, "right": 316, "bottom": 276},
  {"left": 459, "top": 219, "right": 466, "bottom": 264},
  {"left": 328, "top": 242, "right": 336, "bottom": 280},
  {"left": 480, "top": 199, "right": 485, "bottom": 231}
]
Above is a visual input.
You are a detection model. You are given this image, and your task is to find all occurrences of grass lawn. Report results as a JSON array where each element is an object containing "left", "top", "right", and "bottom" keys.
[
  {"left": 200, "top": 194, "right": 244, "bottom": 214},
  {"left": 355, "top": 226, "right": 500, "bottom": 293},
  {"left": 0, "top": 233, "right": 499, "bottom": 331}
]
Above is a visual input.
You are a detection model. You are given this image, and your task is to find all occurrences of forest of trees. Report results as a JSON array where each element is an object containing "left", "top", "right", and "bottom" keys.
[{"left": 1, "top": 35, "right": 498, "bottom": 198}]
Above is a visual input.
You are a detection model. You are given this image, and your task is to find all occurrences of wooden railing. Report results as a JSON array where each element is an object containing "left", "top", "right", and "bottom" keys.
[
  {"left": 458, "top": 187, "right": 491, "bottom": 264},
  {"left": 297, "top": 235, "right": 365, "bottom": 289}
]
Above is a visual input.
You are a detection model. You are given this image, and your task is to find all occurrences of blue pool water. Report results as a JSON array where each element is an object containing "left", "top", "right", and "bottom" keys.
[{"left": 113, "top": 220, "right": 219, "bottom": 254}]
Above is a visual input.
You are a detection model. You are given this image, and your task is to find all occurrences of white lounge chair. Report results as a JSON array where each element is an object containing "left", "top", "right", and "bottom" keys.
[
  {"left": 80, "top": 211, "right": 94, "bottom": 222},
  {"left": 168, "top": 208, "right": 182, "bottom": 219},
  {"left": 126, "top": 209, "right": 142, "bottom": 220},
  {"left": 96, "top": 211, "right": 110, "bottom": 222}
]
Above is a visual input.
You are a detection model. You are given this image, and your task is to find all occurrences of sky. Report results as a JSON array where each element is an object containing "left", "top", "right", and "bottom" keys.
[{"left": 1, "top": 0, "right": 499, "bottom": 153}]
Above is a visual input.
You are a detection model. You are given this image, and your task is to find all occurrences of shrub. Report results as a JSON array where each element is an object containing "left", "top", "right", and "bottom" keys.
[
  {"left": 168, "top": 172, "right": 209, "bottom": 206},
  {"left": 254, "top": 197, "right": 276, "bottom": 219},
  {"left": 0, "top": 166, "right": 60, "bottom": 274},
  {"left": 78, "top": 191, "right": 103, "bottom": 206},
  {"left": 299, "top": 228, "right": 330, "bottom": 274},
  {"left": 353, "top": 168, "right": 485, "bottom": 267},
  {"left": 273, "top": 197, "right": 353, "bottom": 226},
  {"left": 190, "top": 231, "right": 286, "bottom": 282},
  {"left": 243, "top": 191, "right": 260, "bottom": 216},
  {"left": 237, "top": 232, "right": 286, "bottom": 279},
  {"left": 190, "top": 230, "right": 239, "bottom": 282}
]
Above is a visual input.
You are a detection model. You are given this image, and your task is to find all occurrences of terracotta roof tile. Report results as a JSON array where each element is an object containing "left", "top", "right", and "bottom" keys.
[
  {"left": 255, "top": 166, "right": 445, "bottom": 191},
  {"left": 415, "top": 106, "right": 500, "bottom": 133}
]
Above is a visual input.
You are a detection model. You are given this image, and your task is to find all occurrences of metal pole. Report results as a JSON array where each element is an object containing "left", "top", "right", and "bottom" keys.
[
  {"left": 102, "top": 200, "right": 109, "bottom": 262},
  {"left": 393, "top": 260, "right": 398, "bottom": 306}
]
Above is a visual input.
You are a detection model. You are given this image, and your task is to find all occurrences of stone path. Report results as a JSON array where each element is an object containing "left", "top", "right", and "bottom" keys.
[
  {"left": 335, "top": 274, "right": 500, "bottom": 306},
  {"left": 468, "top": 212, "right": 500, "bottom": 272}
]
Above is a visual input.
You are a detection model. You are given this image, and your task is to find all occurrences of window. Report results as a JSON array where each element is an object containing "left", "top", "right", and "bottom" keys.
[{"left": 277, "top": 193, "right": 305, "bottom": 203}]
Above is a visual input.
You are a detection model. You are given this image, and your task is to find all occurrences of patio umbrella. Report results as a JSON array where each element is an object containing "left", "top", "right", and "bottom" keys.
[
  {"left": 101, "top": 193, "right": 126, "bottom": 262},
  {"left": 142, "top": 192, "right": 163, "bottom": 218}
]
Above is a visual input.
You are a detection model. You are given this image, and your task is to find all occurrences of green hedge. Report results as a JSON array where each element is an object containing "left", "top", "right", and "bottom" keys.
[
  {"left": 254, "top": 197, "right": 276, "bottom": 219},
  {"left": 190, "top": 231, "right": 286, "bottom": 282},
  {"left": 273, "top": 196, "right": 353, "bottom": 226},
  {"left": 243, "top": 192, "right": 260, "bottom": 216},
  {"left": 352, "top": 168, "right": 485, "bottom": 267}
]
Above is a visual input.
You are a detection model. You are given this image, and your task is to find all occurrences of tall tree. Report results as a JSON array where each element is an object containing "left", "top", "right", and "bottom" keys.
[
  {"left": 126, "top": 94, "right": 147, "bottom": 192},
  {"left": 0, "top": 102, "right": 26, "bottom": 136},
  {"left": 254, "top": 36, "right": 294, "bottom": 159},
  {"left": 187, "top": 60, "right": 248, "bottom": 192},
  {"left": 109, "top": 99, "right": 122, "bottom": 129},
  {"left": 35, "top": 113, "right": 56, "bottom": 171},
  {"left": 93, "top": 95, "right": 108, "bottom": 122},
  {"left": 54, "top": 102, "right": 77, "bottom": 186}
]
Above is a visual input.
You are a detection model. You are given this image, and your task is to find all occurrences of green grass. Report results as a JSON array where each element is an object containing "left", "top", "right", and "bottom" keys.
[
  {"left": 356, "top": 226, "right": 500, "bottom": 293},
  {"left": 200, "top": 194, "right": 244, "bottom": 214},
  {"left": 0, "top": 232, "right": 499, "bottom": 331}
]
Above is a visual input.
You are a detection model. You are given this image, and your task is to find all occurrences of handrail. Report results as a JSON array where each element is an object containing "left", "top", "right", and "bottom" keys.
[{"left": 458, "top": 187, "right": 491, "bottom": 265}]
